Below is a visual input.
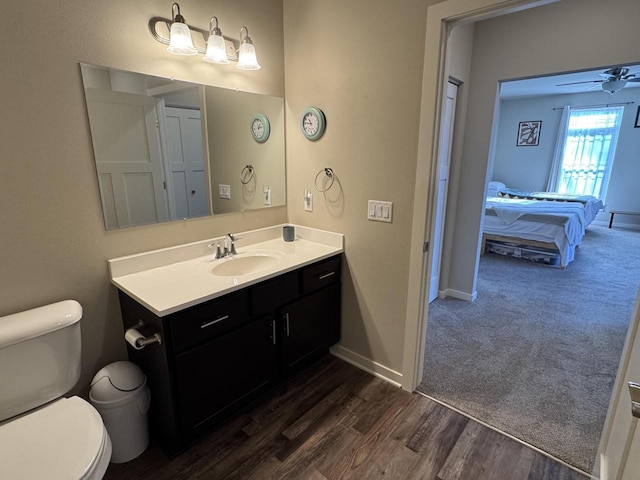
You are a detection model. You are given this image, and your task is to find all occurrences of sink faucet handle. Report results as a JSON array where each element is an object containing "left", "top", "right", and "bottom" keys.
[
  {"left": 226, "top": 233, "right": 239, "bottom": 255},
  {"left": 208, "top": 242, "right": 224, "bottom": 259}
]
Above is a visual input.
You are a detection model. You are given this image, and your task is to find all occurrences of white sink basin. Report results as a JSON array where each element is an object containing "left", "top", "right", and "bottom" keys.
[{"left": 210, "top": 253, "right": 280, "bottom": 277}]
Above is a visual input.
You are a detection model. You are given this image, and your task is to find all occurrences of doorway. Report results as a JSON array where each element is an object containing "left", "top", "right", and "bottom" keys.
[{"left": 404, "top": 0, "right": 640, "bottom": 475}]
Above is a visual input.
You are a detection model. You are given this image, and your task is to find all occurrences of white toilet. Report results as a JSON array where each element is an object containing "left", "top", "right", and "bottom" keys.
[{"left": 0, "top": 300, "right": 112, "bottom": 479}]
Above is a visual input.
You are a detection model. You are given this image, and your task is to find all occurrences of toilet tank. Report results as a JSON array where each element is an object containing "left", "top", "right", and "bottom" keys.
[{"left": 0, "top": 300, "right": 82, "bottom": 422}]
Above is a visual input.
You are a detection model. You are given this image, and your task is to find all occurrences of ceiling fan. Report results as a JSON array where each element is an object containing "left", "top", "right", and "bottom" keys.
[{"left": 556, "top": 67, "right": 640, "bottom": 94}]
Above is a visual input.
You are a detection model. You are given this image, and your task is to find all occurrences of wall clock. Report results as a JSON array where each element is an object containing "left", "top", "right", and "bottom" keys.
[
  {"left": 250, "top": 113, "right": 270, "bottom": 143},
  {"left": 300, "top": 107, "right": 326, "bottom": 141}
]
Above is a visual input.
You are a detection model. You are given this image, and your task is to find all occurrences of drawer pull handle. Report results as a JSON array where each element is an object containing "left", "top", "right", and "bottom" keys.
[
  {"left": 200, "top": 315, "right": 229, "bottom": 329},
  {"left": 318, "top": 271, "right": 335, "bottom": 280},
  {"left": 285, "top": 313, "right": 290, "bottom": 336},
  {"left": 272, "top": 321, "right": 277, "bottom": 345}
]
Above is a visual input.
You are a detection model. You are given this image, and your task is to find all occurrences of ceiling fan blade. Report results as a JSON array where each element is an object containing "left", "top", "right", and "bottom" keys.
[
  {"left": 557, "top": 80, "right": 604, "bottom": 86},
  {"left": 626, "top": 77, "right": 640, "bottom": 82}
]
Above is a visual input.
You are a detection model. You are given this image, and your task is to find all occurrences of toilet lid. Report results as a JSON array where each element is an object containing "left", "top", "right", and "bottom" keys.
[{"left": 0, "top": 396, "right": 107, "bottom": 480}]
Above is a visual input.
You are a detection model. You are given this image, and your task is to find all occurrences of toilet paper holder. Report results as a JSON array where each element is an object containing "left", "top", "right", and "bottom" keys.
[{"left": 126, "top": 320, "right": 162, "bottom": 349}]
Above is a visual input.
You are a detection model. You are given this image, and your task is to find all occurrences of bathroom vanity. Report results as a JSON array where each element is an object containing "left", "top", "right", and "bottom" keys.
[{"left": 108, "top": 225, "right": 343, "bottom": 456}]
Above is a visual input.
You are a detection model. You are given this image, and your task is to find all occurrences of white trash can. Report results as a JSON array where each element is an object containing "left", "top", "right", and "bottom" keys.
[{"left": 89, "top": 361, "right": 151, "bottom": 463}]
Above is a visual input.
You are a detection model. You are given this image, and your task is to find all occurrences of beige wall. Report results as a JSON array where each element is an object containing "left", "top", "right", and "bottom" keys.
[
  {"left": 283, "top": 0, "right": 443, "bottom": 373},
  {"left": 1, "top": 0, "right": 286, "bottom": 393},
  {"left": 207, "top": 88, "right": 286, "bottom": 214},
  {"left": 447, "top": 0, "right": 640, "bottom": 297}
]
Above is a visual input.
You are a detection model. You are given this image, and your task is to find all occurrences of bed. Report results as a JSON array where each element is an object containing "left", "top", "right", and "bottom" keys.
[
  {"left": 482, "top": 182, "right": 604, "bottom": 267},
  {"left": 483, "top": 196, "right": 587, "bottom": 267}
]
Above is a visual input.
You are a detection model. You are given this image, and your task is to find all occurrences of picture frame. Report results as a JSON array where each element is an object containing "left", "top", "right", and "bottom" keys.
[
  {"left": 635, "top": 106, "right": 640, "bottom": 128},
  {"left": 517, "top": 121, "right": 542, "bottom": 146}
]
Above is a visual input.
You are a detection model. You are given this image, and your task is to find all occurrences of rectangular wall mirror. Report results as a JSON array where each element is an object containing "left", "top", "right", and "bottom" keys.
[{"left": 80, "top": 64, "right": 286, "bottom": 230}]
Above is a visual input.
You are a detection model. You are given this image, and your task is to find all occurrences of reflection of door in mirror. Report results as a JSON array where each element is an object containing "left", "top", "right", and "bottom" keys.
[
  {"left": 157, "top": 101, "right": 209, "bottom": 220},
  {"left": 84, "top": 88, "right": 170, "bottom": 229}
]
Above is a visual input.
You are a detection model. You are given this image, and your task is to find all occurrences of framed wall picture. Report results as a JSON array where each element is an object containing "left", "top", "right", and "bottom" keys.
[
  {"left": 635, "top": 106, "right": 640, "bottom": 128},
  {"left": 517, "top": 121, "right": 542, "bottom": 146}
]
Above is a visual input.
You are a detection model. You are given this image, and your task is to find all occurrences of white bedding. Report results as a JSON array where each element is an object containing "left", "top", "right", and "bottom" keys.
[
  {"left": 486, "top": 197, "right": 586, "bottom": 247},
  {"left": 482, "top": 214, "right": 577, "bottom": 267},
  {"left": 495, "top": 188, "right": 603, "bottom": 226}
]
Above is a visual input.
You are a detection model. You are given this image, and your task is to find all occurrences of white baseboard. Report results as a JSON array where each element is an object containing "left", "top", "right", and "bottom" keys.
[
  {"left": 330, "top": 344, "right": 403, "bottom": 388},
  {"left": 438, "top": 288, "right": 477, "bottom": 302}
]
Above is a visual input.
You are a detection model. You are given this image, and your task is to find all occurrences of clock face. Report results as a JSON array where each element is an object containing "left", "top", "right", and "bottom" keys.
[
  {"left": 252, "top": 118, "right": 264, "bottom": 137},
  {"left": 250, "top": 114, "right": 270, "bottom": 143},
  {"left": 302, "top": 112, "right": 319, "bottom": 135},
  {"left": 300, "top": 107, "right": 325, "bottom": 140}
]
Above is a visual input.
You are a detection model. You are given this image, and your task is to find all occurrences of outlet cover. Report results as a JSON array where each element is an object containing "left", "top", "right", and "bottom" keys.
[{"left": 304, "top": 192, "right": 313, "bottom": 212}]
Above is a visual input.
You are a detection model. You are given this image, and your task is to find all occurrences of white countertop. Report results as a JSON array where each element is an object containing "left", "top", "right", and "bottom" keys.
[{"left": 108, "top": 225, "right": 344, "bottom": 316}]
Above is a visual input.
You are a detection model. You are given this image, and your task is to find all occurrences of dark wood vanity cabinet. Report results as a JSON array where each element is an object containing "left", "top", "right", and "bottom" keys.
[{"left": 118, "top": 254, "right": 341, "bottom": 456}]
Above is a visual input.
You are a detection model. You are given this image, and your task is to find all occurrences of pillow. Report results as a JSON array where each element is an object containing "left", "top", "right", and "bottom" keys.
[
  {"left": 487, "top": 181, "right": 506, "bottom": 197},
  {"left": 488, "top": 181, "right": 506, "bottom": 190}
]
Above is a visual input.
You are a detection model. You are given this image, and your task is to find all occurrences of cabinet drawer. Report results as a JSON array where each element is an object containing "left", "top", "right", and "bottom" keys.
[
  {"left": 170, "top": 290, "right": 250, "bottom": 352},
  {"left": 302, "top": 256, "right": 341, "bottom": 295},
  {"left": 251, "top": 271, "right": 299, "bottom": 317}
]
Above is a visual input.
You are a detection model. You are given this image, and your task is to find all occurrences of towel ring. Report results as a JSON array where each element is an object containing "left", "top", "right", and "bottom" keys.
[
  {"left": 240, "top": 165, "right": 254, "bottom": 185},
  {"left": 314, "top": 168, "right": 335, "bottom": 192}
]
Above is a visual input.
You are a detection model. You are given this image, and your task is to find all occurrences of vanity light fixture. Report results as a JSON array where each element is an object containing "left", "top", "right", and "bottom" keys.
[
  {"left": 236, "top": 26, "right": 261, "bottom": 70},
  {"left": 149, "top": 4, "right": 261, "bottom": 68},
  {"left": 166, "top": 3, "right": 197, "bottom": 56},
  {"left": 203, "top": 16, "right": 229, "bottom": 64}
]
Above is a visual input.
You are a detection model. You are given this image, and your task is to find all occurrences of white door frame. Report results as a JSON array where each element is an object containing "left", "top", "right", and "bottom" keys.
[{"left": 401, "top": 0, "right": 561, "bottom": 392}]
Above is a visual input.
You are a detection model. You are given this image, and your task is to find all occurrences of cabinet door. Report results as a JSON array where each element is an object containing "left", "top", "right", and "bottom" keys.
[
  {"left": 281, "top": 283, "right": 340, "bottom": 375},
  {"left": 174, "top": 317, "right": 277, "bottom": 442}
]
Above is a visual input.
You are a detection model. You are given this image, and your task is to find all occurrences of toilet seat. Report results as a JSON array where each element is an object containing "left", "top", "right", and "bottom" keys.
[{"left": 0, "top": 396, "right": 111, "bottom": 480}]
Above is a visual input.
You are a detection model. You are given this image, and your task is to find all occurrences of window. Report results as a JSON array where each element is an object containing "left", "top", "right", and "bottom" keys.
[{"left": 553, "top": 106, "right": 623, "bottom": 199}]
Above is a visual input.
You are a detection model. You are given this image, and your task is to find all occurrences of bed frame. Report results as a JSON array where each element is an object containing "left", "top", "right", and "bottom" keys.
[{"left": 481, "top": 234, "right": 566, "bottom": 269}]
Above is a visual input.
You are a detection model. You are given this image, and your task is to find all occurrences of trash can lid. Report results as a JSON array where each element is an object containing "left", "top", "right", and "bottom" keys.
[{"left": 90, "top": 361, "right": 146, "bottom": 395}]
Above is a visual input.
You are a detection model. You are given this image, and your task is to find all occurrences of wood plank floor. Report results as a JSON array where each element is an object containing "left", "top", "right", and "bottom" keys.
[{"left": 104, "top": 356, "right": 590, "bottom": 480}]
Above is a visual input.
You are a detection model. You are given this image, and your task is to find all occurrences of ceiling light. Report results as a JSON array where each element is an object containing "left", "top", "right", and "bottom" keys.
[
  {"left": 236, "top": 26, "right": 261, "bottom": 71},
  {"left": 167, "top": 3, "right": 197, "bottom": 56},
  {"left": 602, "top": 79, "right": 627, "bottom": 94},
  {"left": 203, "top": 16, "right": 229, "bottom": 64}
]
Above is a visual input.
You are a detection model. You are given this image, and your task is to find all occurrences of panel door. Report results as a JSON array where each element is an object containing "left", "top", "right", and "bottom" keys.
[
  {"left": 84, "top": 88, "right": 169, "bottom": 229},
  {"left": 429, "top": 81, "right": 458, "bottom": 302},
  {"left": 162, "top": 107, "right": 209, "bottom": 220},
  {"left": 174, "top": 317, "right": 276, "bottom": 442},
  {"left": 281, "top": 283, "right": 340, "bottom": 375}
]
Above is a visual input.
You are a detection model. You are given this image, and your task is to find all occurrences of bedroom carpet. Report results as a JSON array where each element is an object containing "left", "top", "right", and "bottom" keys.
[{"left": 417, "top": 224, "right": 640, "bottom": 474}]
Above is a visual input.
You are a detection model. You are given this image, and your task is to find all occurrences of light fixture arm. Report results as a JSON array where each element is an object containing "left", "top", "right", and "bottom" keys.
[
  {"left": 171, "top": 3, "right": 186, "bottom": 23},
  {"left": 240, "top": 26, "right": 253, "bottom": 45},
  {"left": 209, "top": 16, "right": 222, "bottom": 37}
]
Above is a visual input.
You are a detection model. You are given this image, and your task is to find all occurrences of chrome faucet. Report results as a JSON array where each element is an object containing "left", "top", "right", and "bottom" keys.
[{"left": 208, "top": 233, "right": 238, "bottom": 259}]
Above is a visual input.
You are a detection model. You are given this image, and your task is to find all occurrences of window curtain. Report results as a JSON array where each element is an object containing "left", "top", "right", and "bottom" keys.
[{"left": 546, "top": 105, "right": 571, "bottom": 192}]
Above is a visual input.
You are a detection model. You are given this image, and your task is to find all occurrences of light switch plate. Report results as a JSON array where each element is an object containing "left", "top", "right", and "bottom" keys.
[
  {"left": 367, "top": 200, "right": 393, "bottom": 223},
  {"left": 219, "top": 184, "right": 231, "bottom": 199}
]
